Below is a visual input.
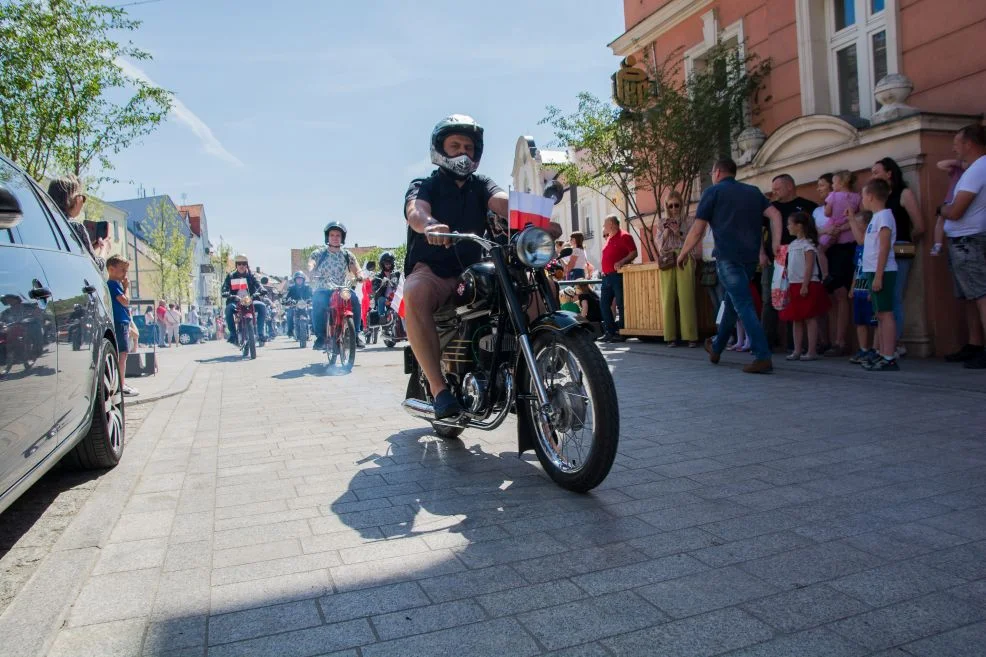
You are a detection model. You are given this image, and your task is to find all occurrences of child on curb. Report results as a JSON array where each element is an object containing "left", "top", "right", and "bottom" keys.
[
  {"left": 106, "top": 255, "right": 139, "bottom": 396},
  {"left": 848, "top": 210, "right": 878, "bottom": 364},
  {"left": 859, "top": 179, "right": 899, "bottom": 371},
  {"left": 780, "top": 212, "right": 830, "bottom": 360}
]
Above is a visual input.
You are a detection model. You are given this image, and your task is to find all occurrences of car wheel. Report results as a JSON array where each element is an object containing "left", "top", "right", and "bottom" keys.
[
  {"left": 65, "top": 338, "right": 125, "bottom": 469},
  {"left": 179, "top": 332, "right": 191, "bottom": 345}
]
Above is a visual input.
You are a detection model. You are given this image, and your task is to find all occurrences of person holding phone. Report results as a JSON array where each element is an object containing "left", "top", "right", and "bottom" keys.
[{"left": 47, "top": 175, "right": 111, "bottom": 266}]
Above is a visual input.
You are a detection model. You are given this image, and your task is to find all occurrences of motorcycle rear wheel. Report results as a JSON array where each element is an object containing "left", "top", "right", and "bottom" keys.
[{"left": 523, "top": 330, "right": 619, "bottom": 493}]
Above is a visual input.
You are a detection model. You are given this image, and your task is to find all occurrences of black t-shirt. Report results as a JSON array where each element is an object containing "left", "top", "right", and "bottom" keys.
[
  {"left": 765, "top": 197, "right": 819, "bottom": 257},
  {"left": 404, "top": 169, "right": 503, "bottom": 278},
  {"left": 579, "top": 292, "right": 602, "bottom": 322}
]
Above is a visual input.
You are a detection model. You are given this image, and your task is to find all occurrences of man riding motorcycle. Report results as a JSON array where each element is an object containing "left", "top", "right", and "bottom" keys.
[
  {"left": 309, "top": 221, "right": 364, "bottom": 350},
  {"left": 221, "top": 254, "right": 268, "bottom": 346},
  {"left": 373, "top": 251, "right": 401, "bottom": 316},
  {"left": 284, "top": 270, "right": 313, "bottom": 337},
  {"left": 404, "top": 114, "right": 560, "bottom": 420}
]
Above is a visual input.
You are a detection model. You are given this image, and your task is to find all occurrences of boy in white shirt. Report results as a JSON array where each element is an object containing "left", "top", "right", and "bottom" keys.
[{"left": 860, "top": 178, "right": 899, "bottom": 371}]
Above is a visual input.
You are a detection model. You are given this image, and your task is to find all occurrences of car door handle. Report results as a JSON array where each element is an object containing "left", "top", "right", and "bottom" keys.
[
  {"left": 29, "top": 287, "right": 52, "bottom": 300},
  {"left": 83, "top": 284, "right": 97, "bottom": 294}
]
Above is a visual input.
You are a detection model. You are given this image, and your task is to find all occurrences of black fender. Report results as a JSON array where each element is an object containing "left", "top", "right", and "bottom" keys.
[{"left": 516, "top": 311, "right": 594, "bottom": 454}]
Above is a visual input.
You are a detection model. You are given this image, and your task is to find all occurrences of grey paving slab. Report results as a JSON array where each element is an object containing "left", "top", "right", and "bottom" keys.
[
  {"left": 47, "top": 618, "right": 147, "bottom": 657},
  {"left": 827, "top": 591, "right": 986, "bottom": 651},
  {"left": 143, "top": 615, "right": 208, "bottom": 654},
  {"left": 66, "top": 567, "right": 160, "bottom": 627},
  {"left": 360, "top": 617, "right": 540, "bottom": 657},
  {"left": 371, "top": 599, "right": 487, "bottom": 640},
  {"left": 206, "top": 619, "right": 373, "bottom": 657},
  {"left": 316, "top": 581, "right": 431, "bottom": 624},
  {"left": 475, "top": 579, "right": 586, "bottom": 617},
  {"left": 740, "top": 583, "right": 874, "bottom": 633},
  {"left": 689, "top": 530, "right": 815, "bottom": 567},
  {"left": 91, "top": 537, "right": 169, "bottom": 575},
  {"left": 637, "top": 499, "right": 752, "bottom": 531},
  {"left": 418, "top": 564, "right": 529, "bottom": 603},
  {"left": 904, "top": 620, "right": 986, "bottom": 657},
  {"left": 626, "top": 526, "right": 723, "bottom": 558},
  {"left": 519, "top": 590, "right": 670, "bottom": 650},
  {"left": 827, "top": 560, "right": 968, "bottom": 607},
  {"left": 738, "top": 541, "right": 885, "bottom": 590},
  {"left": 603, "top": 607, "right": 775, "bottom": 657},
  {"left": 570, "top": 553, "right": 709, "bottom": 596},
  {"left": 210, "top": 569, "right": 331, "bottom": 615},
  {"left": 720, "top": 627, "right": 868, "bottom": 657},
  {"left": 208, "top": 599, "right": 322, "bottom": 645},
  {"left": 329, "top": 548, "right": 465, "bottom": 592},
  {"left": 636, "top": 565, "right": 779, "bottom": 619},
  {"left": 512, "top": 542, "right": 649, "bottom": 584},
  {"left": 915, "top": 540, "right": 986, "bottom": 580}
]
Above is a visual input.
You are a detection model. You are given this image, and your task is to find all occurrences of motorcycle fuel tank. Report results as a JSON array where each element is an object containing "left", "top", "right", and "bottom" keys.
[{"left": 453, "top": 262, "right": 496, "bottom": 313}]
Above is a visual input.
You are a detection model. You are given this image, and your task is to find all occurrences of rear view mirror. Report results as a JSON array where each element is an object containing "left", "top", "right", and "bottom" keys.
[
  {"left": 0, "top": 186, "right": 23, "bottom": 230},
  {"left": 558, "top": 246, "right": 573, "bottom": 259},
  {"left": 543, "top": 180, "right": 565, "bottom": 206}
]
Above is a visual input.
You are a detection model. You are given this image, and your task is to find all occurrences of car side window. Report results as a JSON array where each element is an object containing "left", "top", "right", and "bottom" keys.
[
  {"left": 0, "top": 229, "right": 13, "bottom": 245},
  {"left": 37, "top": 188, "right": 85, "bottom": 255},
  {"left": 0, "top": 160, "right": 62, "bottom": 250}
]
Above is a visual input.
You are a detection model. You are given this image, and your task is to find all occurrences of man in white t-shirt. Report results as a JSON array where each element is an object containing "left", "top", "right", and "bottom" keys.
[{"left": 939, "top": 124, "right": 986, "bottom": 370}]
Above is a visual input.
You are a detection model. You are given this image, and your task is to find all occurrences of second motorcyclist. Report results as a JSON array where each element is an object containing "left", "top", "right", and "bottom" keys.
[
  {"left": 285, "top": 271, "right": 313, "bottom": 337},
  {"left": 373, "top": 251, "right": 401, "bottom": 317},
  {"left": 221, "top": 254, "right": 269, "bottom": 346},
  {"left": 309, "top": 221, "right": 364, "bottom": 349}
]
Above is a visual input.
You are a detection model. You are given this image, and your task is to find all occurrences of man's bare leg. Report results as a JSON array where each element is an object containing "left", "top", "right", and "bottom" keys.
[{"left": 403, "top": 277, "right": 447, "bottom": 397}]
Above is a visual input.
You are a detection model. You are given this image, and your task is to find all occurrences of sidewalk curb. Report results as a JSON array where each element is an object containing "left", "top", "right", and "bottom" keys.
[
  {"left": 602, "top": 342, "right": 986, "bottom": 397},
  {"left": 128, "top": 360, "right": 199, "bottom": 406}
]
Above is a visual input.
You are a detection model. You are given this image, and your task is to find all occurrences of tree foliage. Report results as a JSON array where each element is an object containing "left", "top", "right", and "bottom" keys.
[
  {"left": 543, "top": 44, "right": 771, "bottom": 260},
  {"left": 143, "top": 200, "right": 194, "bottom": 305},
  {"left": 0, "top": 0, "right": 171, "bottom": 182}
]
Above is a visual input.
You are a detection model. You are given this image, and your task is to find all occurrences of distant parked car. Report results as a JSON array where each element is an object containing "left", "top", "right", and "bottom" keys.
[
  {"left": 1, "top": 154, "right": 124, "bottom": 515},
  {"left": 132, "top": 314, "right": 204, "bottom": 345}
]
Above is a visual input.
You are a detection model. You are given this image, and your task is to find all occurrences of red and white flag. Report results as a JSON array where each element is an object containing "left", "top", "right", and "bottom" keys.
[
  {"left": 508, "top": 191, "right": 553, "bottom": 231},
  {"left": 390, "top": 274, "right": 406, "bottom": 319}
]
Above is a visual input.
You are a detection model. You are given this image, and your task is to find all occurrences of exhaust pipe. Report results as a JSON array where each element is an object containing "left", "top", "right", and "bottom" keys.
[{"left": 402, "top": 398, "right": 436, "bottom": 421}]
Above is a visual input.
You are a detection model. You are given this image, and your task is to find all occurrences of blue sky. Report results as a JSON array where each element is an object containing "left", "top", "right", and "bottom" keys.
[{"left": 102, "top": 0, "right": 624, "bottom": 274}]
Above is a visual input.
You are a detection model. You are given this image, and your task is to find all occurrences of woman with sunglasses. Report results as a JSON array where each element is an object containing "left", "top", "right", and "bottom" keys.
[
  {"left": 655, "top": 191, "right": 700, "bottom": 347},
  {"left": 47, "top": 175, "right": 111, "bottom": 266}
]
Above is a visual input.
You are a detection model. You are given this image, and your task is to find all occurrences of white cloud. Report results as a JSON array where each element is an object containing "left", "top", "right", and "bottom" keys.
[{"left": 116, "top": 58, "right": 244, "bottom": 168}]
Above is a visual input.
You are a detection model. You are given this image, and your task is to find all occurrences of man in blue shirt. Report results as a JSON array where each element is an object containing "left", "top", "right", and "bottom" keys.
[{"left": 678, "top": 158, "right": 783, "bottom": 373}]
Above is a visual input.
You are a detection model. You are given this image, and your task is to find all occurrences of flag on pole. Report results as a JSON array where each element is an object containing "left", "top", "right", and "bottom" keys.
[
  {"left": 508, "top": 191, "right": 553, "bottom": 231},
  {"left": 390, "top": 273, "right": 406, "bottom": 319}
]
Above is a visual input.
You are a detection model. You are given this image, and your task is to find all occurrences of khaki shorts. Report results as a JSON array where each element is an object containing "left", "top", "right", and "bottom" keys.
[{"left": 405, "top": 262, "right": 458, "bottom": 315}]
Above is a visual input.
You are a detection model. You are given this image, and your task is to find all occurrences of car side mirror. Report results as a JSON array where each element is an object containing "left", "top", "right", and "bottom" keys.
[
  {"left": 0, "top": 187, "right": 23, "bottom": 230},
  {"left": 543, "top": 180, "right": 565, "bottom": 206}
]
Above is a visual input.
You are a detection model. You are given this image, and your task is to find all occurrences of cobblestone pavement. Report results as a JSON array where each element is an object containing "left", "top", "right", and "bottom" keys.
[{"left": 2, "top": 337, "right": 985, "bottom": 657}]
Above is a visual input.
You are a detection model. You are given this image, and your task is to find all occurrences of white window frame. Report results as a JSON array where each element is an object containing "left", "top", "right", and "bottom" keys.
[{"left": 825, "top": 0, "right": 898, "bottom": 119}]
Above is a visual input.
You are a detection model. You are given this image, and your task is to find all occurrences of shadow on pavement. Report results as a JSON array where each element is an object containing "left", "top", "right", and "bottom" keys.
[
  {"left": 196, "top": 354, "right": 246, "bottom": 364},
  {"left": 272, "top": 363, "right": 351, "bottom": 379}
]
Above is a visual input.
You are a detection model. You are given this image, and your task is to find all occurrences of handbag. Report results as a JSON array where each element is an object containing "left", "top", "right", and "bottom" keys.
[
  {"left": 770, "top": 245, "right": 790, "bottom": 311},
  {"left": 699, "top": 261, "right": 718, "bottom": 287}
]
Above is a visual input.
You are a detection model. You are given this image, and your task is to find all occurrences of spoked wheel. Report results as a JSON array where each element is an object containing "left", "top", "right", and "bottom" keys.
[
  {"left": 178, "top": 332, "right": 191, "bottom": 345},
  {"left": 244, "top": 321, "right": 257, "bottom": 359},
  {"left": 523, "top": 330, "right": 619, "bottom": 492},
  {"left": 338, "top": 318, "right": 357, "bottom": 372}
]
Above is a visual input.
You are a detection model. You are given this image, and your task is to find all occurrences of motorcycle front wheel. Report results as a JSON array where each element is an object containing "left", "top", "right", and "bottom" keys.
[
  {"left": 297, "top": 323, "right": 308, "bottom": 349},
  {"left": 523, "top": 329, "right": 619, "bottom": 493},
  {"left": 338, "top": 318, "right": 356, "bottom": 371},
  {"left": 244, "top": 321, "right": 257, "bottom": 360}
]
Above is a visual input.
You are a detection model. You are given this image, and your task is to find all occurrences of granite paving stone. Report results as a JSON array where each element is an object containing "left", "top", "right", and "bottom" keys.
[{"left": 635, "top": 565, "right": 779, "bottom": 618}]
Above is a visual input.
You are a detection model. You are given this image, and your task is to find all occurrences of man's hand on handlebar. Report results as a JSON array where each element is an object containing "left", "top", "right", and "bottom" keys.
[{"left": 424, "top": 220, "right": 453, "bottom": 248}]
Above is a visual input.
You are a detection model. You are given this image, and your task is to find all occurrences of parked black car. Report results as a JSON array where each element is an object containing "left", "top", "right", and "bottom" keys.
[{"left": 0, "top": 154, "right": 125, "bottom": 515}]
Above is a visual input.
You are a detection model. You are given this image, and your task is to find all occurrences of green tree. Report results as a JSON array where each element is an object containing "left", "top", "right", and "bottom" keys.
[
  {"left": 0, "top": 0, "right": 171, "bottom": 182},
  {"left": 143, "top": 199, "right": 193, "bottom": 304},
  {"left": 543, "top": 44, "right": 770, "bottom": 260}
]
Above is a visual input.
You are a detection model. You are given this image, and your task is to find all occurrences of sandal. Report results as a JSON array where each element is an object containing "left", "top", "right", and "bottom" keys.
[
  {"left": 785, "top": 352, "right": 800, "bottom": 361},
  {"left": 687, "top": 341, "right": 699, "bottom": 348}
]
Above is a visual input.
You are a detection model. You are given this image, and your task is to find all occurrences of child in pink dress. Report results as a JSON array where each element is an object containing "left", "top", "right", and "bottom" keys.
[{"left": 822, "top": 170, "right": 862, "bottom": 250}]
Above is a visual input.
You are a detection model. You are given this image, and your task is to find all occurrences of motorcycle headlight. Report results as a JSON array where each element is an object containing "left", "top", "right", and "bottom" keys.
[
  {"left": 296, "top": 300, "right": 307, "bottom": 309},
  {"left": 515, "top": 227, "right": 555, "bottom": 269},
  {"left": 240, "top": 295, "right": 252, "bottom": 305}
]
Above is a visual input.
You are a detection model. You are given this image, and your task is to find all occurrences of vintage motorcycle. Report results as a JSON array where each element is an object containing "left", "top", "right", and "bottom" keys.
[
  {"left": 293, "top": 299, "right": 311, "bottom": 348},
  {"left": 364, "top": 280, "right": 407, "bottom": 349},
  {"left": 401, "top": 216, "right": 620, "bottom": 493},
  {"left": 322, "top": 284, "right": 357, "bottom": 371},
  {"left": 231, "top": 294, "right": 259, "bottom": 360}
]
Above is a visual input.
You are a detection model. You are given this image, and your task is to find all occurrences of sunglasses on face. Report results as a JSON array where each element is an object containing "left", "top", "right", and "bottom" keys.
[{"left": 666, "top": 203, "right": 681, "bottom": 209}]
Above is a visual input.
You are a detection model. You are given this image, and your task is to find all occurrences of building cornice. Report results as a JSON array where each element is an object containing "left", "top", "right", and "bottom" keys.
[{"left": 609, "top": 0, "right": 714, "bottom": 56}]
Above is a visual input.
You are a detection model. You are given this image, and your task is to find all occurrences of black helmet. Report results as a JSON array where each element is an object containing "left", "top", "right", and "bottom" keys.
[
  {"left": 430, "top": 114, "right": 484, "bottom": 179},
  {"left": 324, "top": 221, "right": 347, "bottom": 244},
  {"left": 379, "top": 251, "right": 395, "bottom": 267},
  {"left": 292, "top": 270, "right": 306, "bottom": 281}
]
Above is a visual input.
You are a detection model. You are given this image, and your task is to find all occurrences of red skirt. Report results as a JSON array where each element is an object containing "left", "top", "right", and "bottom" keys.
[{"left": 779, "top": 281, "right": 831, "bottom": 322}]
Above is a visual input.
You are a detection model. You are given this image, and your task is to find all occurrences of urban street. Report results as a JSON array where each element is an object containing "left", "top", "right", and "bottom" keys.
[{"left": 2, "top": 339, "right": 984, "bottom": 657}]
